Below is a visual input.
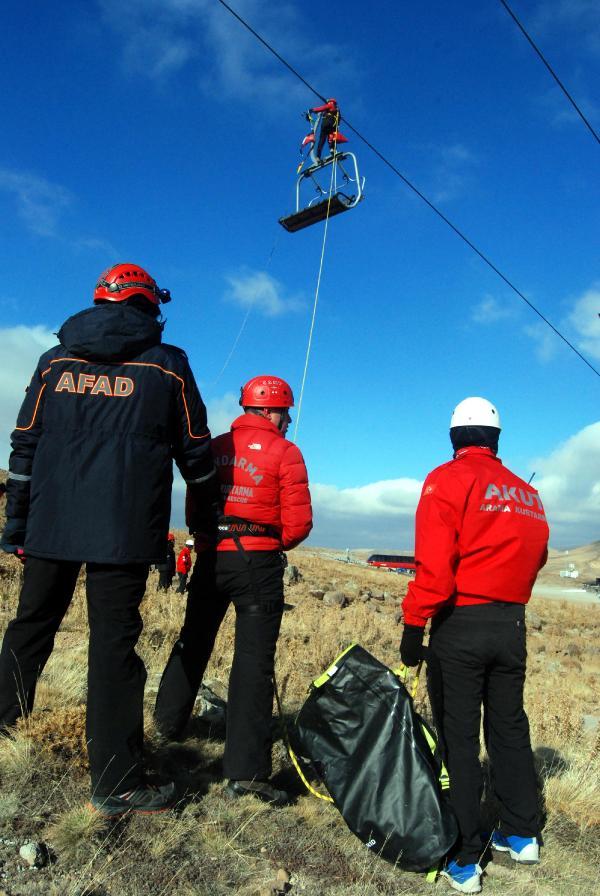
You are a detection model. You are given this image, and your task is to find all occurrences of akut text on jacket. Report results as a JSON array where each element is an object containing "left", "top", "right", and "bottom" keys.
[{"left": 402, "top": 447, "right": 549, "bottom": 627}]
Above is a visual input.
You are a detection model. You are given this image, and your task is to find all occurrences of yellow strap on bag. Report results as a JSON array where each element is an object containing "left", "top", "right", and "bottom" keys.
[
  {"left": 392, "top": 659, "right": 422, "bottom": 699},
  {"left": 394, "top": 660, "right": 445, "bottom": 882},
  {"left": 272, "top": 672, "right": 334, "bottom": 803}
]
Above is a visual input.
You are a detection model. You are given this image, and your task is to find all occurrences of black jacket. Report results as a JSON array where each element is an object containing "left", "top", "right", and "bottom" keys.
[
  {"left": 4, "top": 303, "right": 216, "bottom": 564},
  {"left": 156, "top": 543, "right": 176, "bottom": 576}
]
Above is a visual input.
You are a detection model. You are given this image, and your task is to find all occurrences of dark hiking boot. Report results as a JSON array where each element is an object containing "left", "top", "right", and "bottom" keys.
[
  {"left": 88, "top": 781, "right": 177, "bottom": 818},
  {"left": 225, "top": 779, "right": 292, "bottom": 807}
]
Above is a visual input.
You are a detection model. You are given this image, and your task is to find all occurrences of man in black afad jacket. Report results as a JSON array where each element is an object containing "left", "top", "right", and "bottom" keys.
[{"left": 0, "top": 263, "right": 217, "bottom": 817}]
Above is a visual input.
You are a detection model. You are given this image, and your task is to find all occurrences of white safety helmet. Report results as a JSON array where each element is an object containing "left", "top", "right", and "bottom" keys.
[
  {"left": 450, "top": 397, "right": 501, "bottom": 430},
  {"left": 185, "top": 539, "right": 194, "bottom": 547}
]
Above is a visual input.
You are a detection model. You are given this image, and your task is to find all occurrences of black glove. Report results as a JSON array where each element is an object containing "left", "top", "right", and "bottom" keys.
[
  {"left": 1, "top": 518, "right": 27, "bottom": 555},
  {"left": 400, "top": 624, "right": 425, "bottom": 667},
  {"left": 188, "top": 501, "right": 222, "bottom": 547}
]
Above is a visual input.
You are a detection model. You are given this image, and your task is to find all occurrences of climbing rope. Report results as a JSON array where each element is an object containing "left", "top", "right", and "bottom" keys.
[
  {"left": 210, "top": 235, "right": 281, "bottom": 390},
  {"left": 293, "top": 136, "right": 340, "bottom": 442}
]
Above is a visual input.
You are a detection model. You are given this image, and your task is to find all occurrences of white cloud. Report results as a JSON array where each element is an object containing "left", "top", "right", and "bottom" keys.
[
  {"left": 540, "top": 84, "right": 600, "bottom": 130},
  {"left": 225, "top": 270, "right": 303, "bottom": 317},
  {"left": 312, "top": 479, "right": 422, "bottom": 518},
  {"left": 533, "top": 421, "right": 600, "bottom": 546},
  {"left": 429, "top": 143, "right": 476, "bottom": 204},
  {"left": 518, "top": 283, "right": 600, "bottom": 366},
  {"left": 0, "top": 167, "right": 118, "bottom": 254},
  {"left": 0, "top": 168, "right": 72, "bottom": 238},
  {"left": 308, "top": 424, "right": 600, "bottom": 549},
  {"left": 205, "top": 391, "right": 240, "bottom": 436},
  {"left": 531, "top": 1, "right": 600, "bottom": 56},
  {"left": 524, "top": 321, "right": 560, "bottom": 362},
  {"left": 308, "top": 478, "right": 422, "bottom": 550},
  {"left": 98, "top": 0, "right": 357, "bottom": 103},
  {"left": 0, "top": 325, "right": 58, "bottom": 468},
  {"left": 471, "top": 294, "right": 516, "bottom": 325},
  {"left": 567, "top": 284, "right": 600, "bottom": 360}
]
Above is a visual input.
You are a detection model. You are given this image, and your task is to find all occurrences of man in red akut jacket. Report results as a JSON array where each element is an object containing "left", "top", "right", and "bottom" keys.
[
  {"left": 400, "top": 398, "right": 549, "bottom": 895},
  {"left": 155, "top": 375, "right": 312, "bottom": 805}
]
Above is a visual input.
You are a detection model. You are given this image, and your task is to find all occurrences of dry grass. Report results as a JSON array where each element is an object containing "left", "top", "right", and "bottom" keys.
[{"left": 0, "top": 547, "right": 597, "bottom": 895}]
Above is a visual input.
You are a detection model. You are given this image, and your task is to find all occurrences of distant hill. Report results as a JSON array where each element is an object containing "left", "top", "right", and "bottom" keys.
[{"left": 538, "top": 541, "right": 600, "bottom": 585}]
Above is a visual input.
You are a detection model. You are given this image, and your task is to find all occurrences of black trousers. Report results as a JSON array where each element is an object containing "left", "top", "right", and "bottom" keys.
[
  {"left": 157, "top": 570, "right": 173, "bottom": 591},
  {"left": 0, "top": 556, "right": 149, "bottom": 796},
  {"left": 155, "top": 550, "right": 284, "bottom": 781},
  {"left": 428, "top": 602, "right": 539, "bottom": 864},
  {"left": 176, "top": 572, "right": 188, "bottom": 594}
]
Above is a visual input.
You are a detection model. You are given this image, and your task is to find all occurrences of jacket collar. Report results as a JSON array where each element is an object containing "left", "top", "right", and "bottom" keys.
[
  {"left": 453, "top": 446, "right": 501, "bottom": 462},
  {"left": 230, "top": 413, "right": 283, "bottom": 437}
]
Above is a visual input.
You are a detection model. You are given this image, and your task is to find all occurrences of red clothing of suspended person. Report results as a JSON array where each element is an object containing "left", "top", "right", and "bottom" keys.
[{"left": 300, "top": 98, "right": 348, "bottom": 167}]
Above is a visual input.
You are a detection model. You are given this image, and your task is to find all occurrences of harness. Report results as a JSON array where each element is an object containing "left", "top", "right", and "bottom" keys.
[
  {"left": 216, "top": 516, "right": 284, "bottom": 610},
  {"left": 216, "top": 516, "right": 281, "bottom": 547}
]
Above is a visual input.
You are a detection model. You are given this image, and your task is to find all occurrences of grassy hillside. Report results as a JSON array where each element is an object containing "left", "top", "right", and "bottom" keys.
[
  {"left": 538, "top": 542, "right": 600, "bottom": 585},
  {"left": 0, "top": 548, "right": 597, "bottom": 895}
]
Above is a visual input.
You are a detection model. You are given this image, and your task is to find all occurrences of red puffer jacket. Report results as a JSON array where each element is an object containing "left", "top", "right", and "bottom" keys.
[
  {"left": 402, "top": 447, "right": 549, "bottom": 627},
  {"left": 188, "top": 413, "right": 312, "bottom": 552},
  {"left": 176, "top": 546, "right": 192, "bottom": 574}
]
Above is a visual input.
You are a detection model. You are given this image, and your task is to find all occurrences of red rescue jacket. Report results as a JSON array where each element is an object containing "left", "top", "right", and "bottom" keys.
[
  {"left": 176, "top": 546, "right": 192, "bottom": 574},
  {"left": 188, "top": 413, "right": 312, "bottom": 552},
  {"left": 402, "top": 447, "right": 549, "bottom": 627}
]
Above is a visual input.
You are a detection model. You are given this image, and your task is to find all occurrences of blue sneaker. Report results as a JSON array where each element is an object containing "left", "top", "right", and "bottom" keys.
[
  {"left": 440, "top": 859, "right": 483, "bottom": 893},
  {"left": 491, "top": 830, "right": 539, "bottom": 864}
]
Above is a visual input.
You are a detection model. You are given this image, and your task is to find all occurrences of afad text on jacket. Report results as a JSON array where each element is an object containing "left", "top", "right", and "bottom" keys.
[{"left": 6, "top": 303, "right": 216, "bottom": 564}]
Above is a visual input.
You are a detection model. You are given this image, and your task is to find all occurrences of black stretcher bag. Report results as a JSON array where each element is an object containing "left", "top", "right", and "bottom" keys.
[{"left": 294, "top": 644, "right": 458, "bottom": 871}]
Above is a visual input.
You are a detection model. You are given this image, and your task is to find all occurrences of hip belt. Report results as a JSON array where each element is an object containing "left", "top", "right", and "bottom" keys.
[
  {"left": 216, "top": 516, "right": 284, "bottom": 603},
  {"left": 216, "top": 516, "right": 281, "bottom": 543}
]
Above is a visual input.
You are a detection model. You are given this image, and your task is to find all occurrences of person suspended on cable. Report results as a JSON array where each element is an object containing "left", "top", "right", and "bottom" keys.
[{"left": 306, "top": 98, "right": 348, "bottom": 166}]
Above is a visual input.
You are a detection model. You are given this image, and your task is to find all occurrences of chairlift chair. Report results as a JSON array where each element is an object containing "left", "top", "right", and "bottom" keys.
[{"left": 279, "top": 151, "right": 365, "bottom": 233}]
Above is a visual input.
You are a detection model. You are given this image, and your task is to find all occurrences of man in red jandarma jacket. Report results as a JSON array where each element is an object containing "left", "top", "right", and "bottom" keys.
[
  {"left": 401, "top": 397, "right": 549, "bottom": 895},
  {"left": 155, "top": 375, "right": 312, "bottom": 806}
]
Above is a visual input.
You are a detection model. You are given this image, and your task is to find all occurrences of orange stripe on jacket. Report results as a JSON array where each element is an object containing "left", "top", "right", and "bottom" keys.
[
  {"left": 14, "top": 384, "right": 47, "bottom": 431},
  {"left": 27, "top": 357, "right": 209, "bottom": 441}
]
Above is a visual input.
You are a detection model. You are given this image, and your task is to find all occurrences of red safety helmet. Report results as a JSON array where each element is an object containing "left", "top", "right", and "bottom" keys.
[
  {"left": 327, "top": 98, "right": 337, "bottom": 105},
  {"left": 167, "top": 532, "right": 175, "bottom": 542},
  {"left": 94, "top": 263, "right": 171, "bottom": 306},
  {"left": 240, "top": 376, "right": 294, "bottom": 409}
]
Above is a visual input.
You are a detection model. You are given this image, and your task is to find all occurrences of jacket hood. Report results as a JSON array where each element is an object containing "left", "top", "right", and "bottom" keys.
[{"left": 58, "top": 304, "right": 162, "bottom": 361}]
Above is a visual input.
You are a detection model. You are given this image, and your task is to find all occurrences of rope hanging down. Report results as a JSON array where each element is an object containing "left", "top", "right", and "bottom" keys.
[
  {"left": 293, "top": 151, "right": 339, "bottom": 442},
  {"left": 210, "top": 235, "right": 281, "bottom": 390},
  {"left": 215, "top": 0, "right": 600, "bottom": 381}
]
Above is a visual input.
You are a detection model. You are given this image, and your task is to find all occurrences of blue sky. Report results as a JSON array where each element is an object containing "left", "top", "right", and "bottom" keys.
[{"left": 1, "top": 0, "right": 599, "bottom": 549}]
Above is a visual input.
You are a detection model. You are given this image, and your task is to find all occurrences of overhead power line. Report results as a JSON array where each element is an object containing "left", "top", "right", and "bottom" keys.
[
  {"left": 499, "top": 0, "right": 600, "bottom": 146},
  {"left": 215, "top": 0, "right": 600, "bottom": 380}
]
